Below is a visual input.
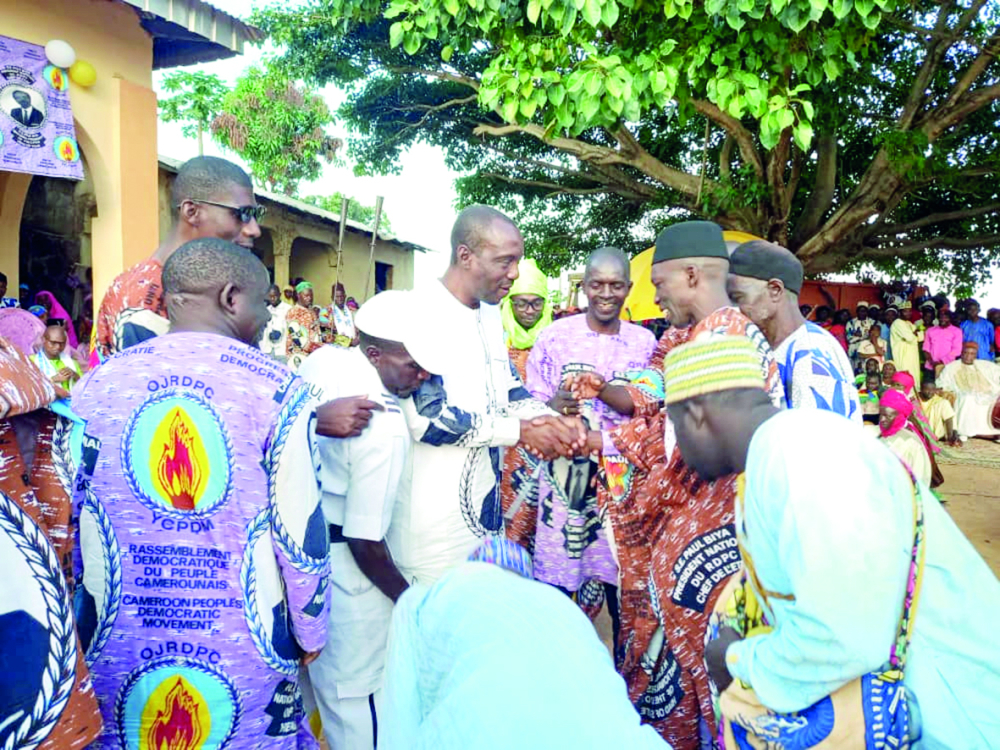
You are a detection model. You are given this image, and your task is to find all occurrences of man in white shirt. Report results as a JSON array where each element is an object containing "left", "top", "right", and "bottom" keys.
[
  {"left": 299, "top": 290, "right": 447, "bottom": 750},
  {"left": 260, "top": 283, "right": 291, "bottom": 361},
  {"left": 393, "top": 205, "right": 586, "bottom": 585}
]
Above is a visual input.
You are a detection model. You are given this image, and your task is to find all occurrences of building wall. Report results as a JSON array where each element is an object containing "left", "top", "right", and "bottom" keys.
[{"left": 0, "top": 0, "right": 159, "bottom": 307}]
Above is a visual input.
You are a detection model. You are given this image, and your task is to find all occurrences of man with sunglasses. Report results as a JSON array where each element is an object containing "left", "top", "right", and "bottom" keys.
[{"left": 94, "top": 156, "right": 263, "bottom": 362}]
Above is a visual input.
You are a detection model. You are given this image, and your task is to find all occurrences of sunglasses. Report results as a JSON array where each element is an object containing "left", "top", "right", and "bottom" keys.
[{"left": 185, "top": 199, "right": 266, "bottom": 224}]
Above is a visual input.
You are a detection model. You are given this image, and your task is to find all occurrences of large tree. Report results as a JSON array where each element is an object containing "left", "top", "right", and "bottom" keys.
[
  {"left": 256, "top": 0, "right": 999, "bottom": 289},
  {"left": 158, "top": 71, "right": 228, "bottom": 156}
]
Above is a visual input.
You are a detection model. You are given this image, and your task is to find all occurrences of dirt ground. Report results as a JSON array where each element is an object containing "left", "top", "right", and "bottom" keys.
[{"left": 937, "top": 449, "right": 1000, "bottom": 574}]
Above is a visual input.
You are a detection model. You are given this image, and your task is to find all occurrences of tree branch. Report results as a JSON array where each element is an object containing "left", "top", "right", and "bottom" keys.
[
  {"left": 874, "top": 202, "right": 1000, "bottom": 236},
  {"left": 386, "top": 66, "right": 480, "bottom": 90},
  {"left": 690, "top": 99, "right": 765, "bottom": 180},
  {"left": 898, "top": 0, "right": 959, "bottom": 129},
  {"left": 791, "top": 134, "right": 837, "bottom": 247},
  {"left": 473, "top": 121, "right": 706, "bottom": 197},
  {"left": 479, "top": 172, "right": 618, "bottom": 198},
  {"left": 866, "top": 234, "right": 1000, "bottom": 257},
  {"left": 719, "top": 134, "right": 734, "bottom": 183}
]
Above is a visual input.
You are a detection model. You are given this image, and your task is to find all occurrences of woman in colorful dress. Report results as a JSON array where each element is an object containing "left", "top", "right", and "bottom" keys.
[{"left": 286, "top": 281, "right": 323, "bottom": 370}]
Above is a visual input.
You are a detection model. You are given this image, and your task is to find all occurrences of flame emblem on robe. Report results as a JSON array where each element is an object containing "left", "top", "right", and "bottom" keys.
[
  {"left": 143, "top": 677, "right": 208, "bottom": 750},
  {"left": 151, "top": 407, "right": 208, "bottom": 511},
  {"left": 602, "top": 455, "right": 633, "bottom": 503}
]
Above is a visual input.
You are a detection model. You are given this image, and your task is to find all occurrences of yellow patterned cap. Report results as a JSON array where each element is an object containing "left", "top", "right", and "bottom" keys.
[{"left": 663, "top": 336, "right": 765, "bottom": 405}]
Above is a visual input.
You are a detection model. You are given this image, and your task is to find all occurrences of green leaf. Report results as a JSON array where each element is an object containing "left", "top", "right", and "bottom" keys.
[
  {"left": 583, "top": 0, "right": 603, "bottom": 26},
  {"left": 584, "top": 69, "right": 603, "bottom": 96},
  {"left": 520, "top": 98, "right": 538, "bottom": 118},
  {"left": 799, "top": 99, "right": 814, "bottom": 119},
  {"left": 832, "top": 0, "right": 852, "bottom": 18},
  {"left": 791, "top": 50, "right": 807, "bottom": 72},
  {"left": 650, "top": 70, "right": 668, "bottom": 93},
  {"left": 601, "top": 0, "right": 620, "bottom": 26},
  {"left": 527, "top": 0, "right": 542, "bottom": 23},
  {"left": 776, "top": 107, "right": 795, "bottom": 130},
  {"left": 502, "top": 97, "right": 519, "bottom": 121},
  {"left": 560, "top": 5, "right": 577, "bottom": 34},
  {"left": 389, "top": 21, "right": 405, "bottom": 47},
  {"left": 823, "top": 57, "right": 841, "bottom": 80},
  {"left": 606, "top": 75, "right": 623, "bottom": 98},
  {"left": 403, "top": 32, "right": 421, "bottom": 54},
  {"left": 793, "top": 120, "right": 814, "bottom": 150},
  {"left": 445, "top": 0, "right": 460, "bottom": 14},
  {"left": 442, "top": 45, "right": 454, "bottom": 61},
  {"left": 579, "top": 95, "right": 600, "bottom": 121},
  {"left": 549, "top": 84, "right": 566, "bottom": 106},
  {"left": 716, "top": 78, "right": 736, "bottom": 101}
]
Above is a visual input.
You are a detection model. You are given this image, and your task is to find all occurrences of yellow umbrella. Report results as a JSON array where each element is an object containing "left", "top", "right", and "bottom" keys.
[{"left": 622, "top": 230, "right": 763, "bottom": 321}]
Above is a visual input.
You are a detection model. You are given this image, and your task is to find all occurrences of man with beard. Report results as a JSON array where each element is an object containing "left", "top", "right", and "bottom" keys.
[
  {"left": 523, "top": 247, "right": 655, "bottom": 641},
  {"left": 73, "top": 238, "right": 330, "bottom": 748},
  {"left": 577, "top": 221, "right": 782, "bottom": 748},
  {"left": 392, "top": 205, "right": 586, "bottom": 586},
  {"left": 94, "top": 156, "right": 262, "bottom": 360}
]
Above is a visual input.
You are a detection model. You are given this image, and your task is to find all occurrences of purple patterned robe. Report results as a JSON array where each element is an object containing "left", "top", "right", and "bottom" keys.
[
  {"left": 525, "top": 315, "right": 657, "bottom": 589},
  {"left": 71, "top": 332, "right": 330, "bottom": 749}
]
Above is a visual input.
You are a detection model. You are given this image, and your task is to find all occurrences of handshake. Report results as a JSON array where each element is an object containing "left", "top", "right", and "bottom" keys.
[{"left": 519, "top": 415, "right": 602, "bottom": 461}]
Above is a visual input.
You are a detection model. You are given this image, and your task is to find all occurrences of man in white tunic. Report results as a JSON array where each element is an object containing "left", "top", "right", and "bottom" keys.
[
  {"left": 938, "top": 341, "right": 1000, "bottom": 441},
  {"left": 299, "top": 291, "right": 447, "bottom": 750},
  {"left": 393, "top": 205, "right": 586, "bottom": 585}
]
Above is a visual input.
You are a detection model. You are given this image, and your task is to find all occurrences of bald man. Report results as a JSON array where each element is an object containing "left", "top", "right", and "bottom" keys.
[
  {"left": 73, "top": 238, "right": 330, "bottom": 748},
  {"left": 95, "top": 156, "right": 264, "bottom": 361},
  {"left": 578, "top": 222, "right": 782, "bottom": 749},
  {"left": 727, "top": 240, "right": 860, "bottom": 421},
  {"left": 521, "top": 247, "right": 655, "bottom": 636},
  {"left": 391, "top": 205, "right": 586, "bottom": 587}
]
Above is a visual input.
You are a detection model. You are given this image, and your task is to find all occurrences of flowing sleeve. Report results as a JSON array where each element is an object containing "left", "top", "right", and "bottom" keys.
[
  {"left": 726, "top": 437, "right": 909, "bottom": 713},
  {"left": 893, "top": 320, "right": 917, "bottom": 343},
  {"left": 404, "top": 373, "right": 526, "bottom": 448},
  {"left": 265, "top": 383, "right": 331, "bottom": 653}
]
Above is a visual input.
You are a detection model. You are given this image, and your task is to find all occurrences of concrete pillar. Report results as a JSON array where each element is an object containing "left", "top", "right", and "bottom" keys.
[
  {"left": 272, "top": 226, "right": 294, "bottom": 290},
  {"left": 0, "top": 171, "right": 32, "bottom": 292}
]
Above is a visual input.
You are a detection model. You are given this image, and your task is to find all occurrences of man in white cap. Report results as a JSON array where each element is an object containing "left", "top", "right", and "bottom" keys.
[{"left": 298, "top": 290, "right": 447, "bottom": 750}]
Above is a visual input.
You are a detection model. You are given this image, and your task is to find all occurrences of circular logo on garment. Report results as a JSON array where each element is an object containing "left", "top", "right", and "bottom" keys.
[
  {"left": 78, "top": 487, "right": 122, "bottom": 666},
  {"left": 115, "top": 656, "right": 240, "bottom": 750},
  {"left": 0, "top": 491, "right": 76, "bottom": 749},
  {"left": 122, "top": 389, "right": 233, "bottom": 520},
  {"left": 53, "top": 136, "right": 79, "bottom": 163},
  {"left": 43, "top": 65, "right": 68, "bottom": 91},
  {"left": 240, "top": 509, "right": 300, "bottom": 676}
]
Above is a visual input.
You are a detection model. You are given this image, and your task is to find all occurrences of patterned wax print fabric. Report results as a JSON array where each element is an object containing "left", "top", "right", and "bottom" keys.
[
  {"left": 961, "top": 317, "right": 995, "bottom": 361},
  {"left": 0, "top": 337, "right": 102, "bottom": 750},
  {"left": 95, "top": 260, "right": 170, "bottom": 361},
  {"left": 392, "top": 281, "right": 550, "bottom": 587},
  {"left": 286, "top": 305, "right": 323, "bottom": 370},
  {"left": 524, "top": 315, "right": 656, "bottom": 590},
  {"left": 500, "top": 345, "right": 540, "bottom": 556},
  {"left": 732, "top": 408, "right": 1000, "bottom": 748},
  {"left": 774, "top": 322, "right": 862, "bottom": 422},
  {"left": 598, "top": 307, "right": 782, "bottom": 750},
  {"left": 381, "top": 563, "right": 669, "bottom": 750},
  {"left": 71, "top": 332, "right": 330, "bottom": 749},
  {"left": 845, "top": 317, "right": 873, "bottom": 359},
  {"left": 325, "top": 304, "right": 356, "bottom": 348}
]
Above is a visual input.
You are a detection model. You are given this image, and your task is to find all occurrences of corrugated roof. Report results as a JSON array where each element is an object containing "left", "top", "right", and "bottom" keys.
[
  {"left": 159, "top": 155, "right": 430, "bottom": 254},
  {"left": 119, "top": 0, "right": 265, "bottom": 69}
]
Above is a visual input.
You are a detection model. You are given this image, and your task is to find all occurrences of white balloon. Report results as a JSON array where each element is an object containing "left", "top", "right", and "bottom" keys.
[{"left": 45, "top": 40, "right": 76, "bottom": 69}]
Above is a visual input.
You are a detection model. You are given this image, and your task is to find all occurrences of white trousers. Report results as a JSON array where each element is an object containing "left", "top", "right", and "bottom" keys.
[{"left": 315, "top": 684, "right": 382, "bottom": 750}]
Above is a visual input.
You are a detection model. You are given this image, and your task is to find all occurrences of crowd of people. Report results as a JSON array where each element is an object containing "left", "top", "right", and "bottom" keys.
[{"left": 0, "top": 154, "right": 997, "bottom": 750}]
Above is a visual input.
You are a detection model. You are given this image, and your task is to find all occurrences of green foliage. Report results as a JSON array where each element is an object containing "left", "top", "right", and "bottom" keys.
[
  {"left": 158, "top": 72, "right": 227, "bottom": 153},
  {"left": 301, "top": 192, "right": 393, "bottom": 232},
  {"left": 255, "top": 0, "right": 1000, "bottom": 289},
  {"left": 210, "top": 65, "right": 342, "bottom": 195}
]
